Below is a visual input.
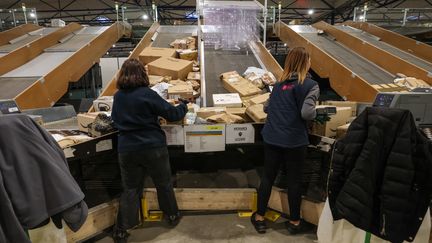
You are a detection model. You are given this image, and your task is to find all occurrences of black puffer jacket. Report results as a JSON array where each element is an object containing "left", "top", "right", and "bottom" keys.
[{"left": 328, "top": 107, "right": 432, "bottom": 243}]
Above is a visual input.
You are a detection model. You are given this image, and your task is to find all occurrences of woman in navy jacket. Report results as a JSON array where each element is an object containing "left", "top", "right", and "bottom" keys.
[
  {"left": 111, "top": 59, "right": 187, "bottom": 243},
  {"left": 251, "top": 47, "right": 320, "bottom": 234}
]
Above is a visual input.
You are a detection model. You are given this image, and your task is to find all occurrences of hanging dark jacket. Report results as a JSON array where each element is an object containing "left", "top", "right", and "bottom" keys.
[
  {"left": 328, "top": 107, "right": 432, "bottom": 243},
  {"left": 0, "top": 114, "right": 88, "bottom": 243}
]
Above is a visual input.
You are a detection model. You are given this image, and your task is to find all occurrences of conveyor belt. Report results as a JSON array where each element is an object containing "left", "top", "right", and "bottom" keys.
[
  {"left": 292, "top": 25, "right": 395, "bottom": 85},
  {"left": 335, "top": 26, "right": 432, "bottom": 73},
  {"left": 2, "top": 52, "right": 74, "bottom": 78},
  {"left": 151, "top": 26, "right": 197, "bottom": 48},
  {"left": 0, "top": 77, "right": 40, "bottom": 100},
  {"left": 0, "top": 28, "right": 58, "bottom": 53},
  {"left": 204, "top": 48, "right": 261, "bottom": 106},
  {"left": 0, "top": 23, "right": 129, "bottom": 109}
]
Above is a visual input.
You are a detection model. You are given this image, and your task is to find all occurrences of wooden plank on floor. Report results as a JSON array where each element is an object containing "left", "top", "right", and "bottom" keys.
[
  {"left": 65, "top": 200, "right": 119, "bottom": 243},
  {"left": 144, "top": 188, "right": 257, "bottom": 211},
  {"left": 268, "top": 187, "right": 324, "bottom": 226}
]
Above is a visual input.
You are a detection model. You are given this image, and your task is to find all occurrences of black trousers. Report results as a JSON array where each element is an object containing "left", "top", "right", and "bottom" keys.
[
  {"left": 257, "top": 143, "right": 307, "bottom": 221},
  {"left": 115, "top": 147, "right": 178, "bottom": 230}
]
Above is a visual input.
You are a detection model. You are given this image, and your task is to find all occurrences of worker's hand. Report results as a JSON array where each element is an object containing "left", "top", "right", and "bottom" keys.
[
  {"left": 178, "top": 98, "right": 190, "bottom": 105},
  {"left": 314, "top": 114, "right": 331, "bottom": 125}
]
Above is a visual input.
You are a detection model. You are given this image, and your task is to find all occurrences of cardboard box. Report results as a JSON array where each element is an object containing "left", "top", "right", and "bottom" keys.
[
  {"left": 168, "top": 84, "right": 194, "bottom": 99},
  {"left": 148, "top": 57, "right": 193, "bottom": 80},
  {"left": 186, "top": 80, "right": 200, "bottom": 91},
  {"left": 222, "top": 76, "right": 262, "bottom": 97},
  {"left": 213, "top": 93, "right": 243, "bottom": 108},
  {"left": 148, "top": 75, "right": 165, "bottom": 86},
  {"left": 244, "top": 93, "right": 270, "bottom": 107},
  {"left": 139, "top": 47, "right": 177, "bottom": 65},
  {"left": 311, "top": 106, "right": 352, "bottom": 137},
  {"left": 169, "top": 79, "right": 187, "bottom": 86},
  {"left": 93, "top": 96, "right": 113, "bottom": 111},
  {"left": 226, "top": 107, "right": 250, "bottom": 122},
  {"left": 220, "top": 71, "right": 240, "bottom": 80},
  {"left": 196, "top": 107, "right": 227, "bottom": 119},
  {"left": 207, "top": 113, "right": 244, "bottom": 124},
  {"left": 336, "top": 123, "right": 351, "bottom": 139},
  {"left": 187, "top": 72, "right": 201, "bottom": 81},
  {"left": 170, "top": 39, "right": 187, "bottom": 49},
  {"left": 246, "top": 104, "right": 267, "bottom": 123},
  {"left": 323, "top": 101, "right": 357, "bottom": 117},
  {"left": 178, "top": 49, "right": 198, "bottom": 61}
]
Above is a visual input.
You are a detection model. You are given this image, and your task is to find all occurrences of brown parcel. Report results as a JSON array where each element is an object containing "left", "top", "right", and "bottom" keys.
[
  {"left": 186, "top": 80, "right": 200, "bottom": 91},
  {"left": 311, "top": 106, "right": 352, "bottom": 137},
  {"left": 148, "top": 75, "right": 165, "bottom": 86},
  {"left": 207, "top": 113, "right": 244, "bottom": 124},
  {"left": 138, "top": 47, "right": 176, "bottom": 65},
  {"left": 246, "top": 104, "right": 267, "bottom": 123},
  {"left": 226, "top": 107, "right": 250, "bottom": 122},
  {"left": 77, "top": 112, "right": 100, "bottom": 132},
  {"left": 178, "top": 49, "right": 198, "bottom": 61},
  {"left": 168, "top": 84, "right": 194, "bottom": 99},
  {"left": 196, "top": 107, "right": 227, "bottom": 119},
  {"left": 220, "top": 71, "right": 240, "bottom": 80},
  {"left": 187, "top": 72, "right": 201, "bottom": 80},
  {"left": 148, "top": 57, "right": 193, "bottom": 80},
  {"left": 323, "top": 101, "right": 357, "bottom": 117},
  {"left": 169, "top": 79, "right": 187, "bottom": 86},
  {"left": 244, "top": 93, "right": 270, "bottom": 107},
  {"left": 336, "top": 123, "right": 351, "bottom": 139},
  {"left": 222, "top": 76, "right": 261, "bottom": 97}
]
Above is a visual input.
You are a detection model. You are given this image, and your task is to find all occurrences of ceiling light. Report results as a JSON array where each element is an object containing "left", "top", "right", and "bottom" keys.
[
  {"left": 142, "top": 14, "right": 149, "bottom": 20},
  {"left": 308, "top": 9, "right": 314, "bottom": 15},
  {"left": 359, "top": 15, "right": 364, "bottom": 20},
  {"left": 29, "top": 12, "right": 36, "bottom": 18}
]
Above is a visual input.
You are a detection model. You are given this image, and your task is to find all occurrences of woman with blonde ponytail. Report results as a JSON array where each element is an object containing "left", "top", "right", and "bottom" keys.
[{"left": 251, "top": 47, "right": 320, "bottom": 235}]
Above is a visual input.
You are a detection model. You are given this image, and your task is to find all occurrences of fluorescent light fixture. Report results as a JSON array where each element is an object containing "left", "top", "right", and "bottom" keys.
[
  {"left": 142, "top": 14, "right": 149, "bottom": 20},
  {"left": 308, "top": 9, "right": 314, "bottom": 15}
]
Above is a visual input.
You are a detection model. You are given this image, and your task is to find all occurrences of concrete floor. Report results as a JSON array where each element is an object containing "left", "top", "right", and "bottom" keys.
[{"left": 95, "top": 213, "right": 317, "bottom": 243}]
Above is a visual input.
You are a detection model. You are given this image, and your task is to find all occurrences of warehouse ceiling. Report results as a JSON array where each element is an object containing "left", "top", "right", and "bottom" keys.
[{"left": 0, "top": 0, "right": 431, "bottom": 25}]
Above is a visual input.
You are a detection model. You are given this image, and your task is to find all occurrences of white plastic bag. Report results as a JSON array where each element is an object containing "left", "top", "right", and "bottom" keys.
[
  {"left": 317, "top": 199, "right": 431, "bottom": 243},
  {"left": 151, "top": 82, "right": 172, "bottom": 99}
]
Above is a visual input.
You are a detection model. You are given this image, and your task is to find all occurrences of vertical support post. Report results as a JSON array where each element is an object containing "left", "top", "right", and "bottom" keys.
[
  {"left": 353, "top": 7, "right": 357, "bottom": 21},
  {"left": 278, "top": 2, "right": 281, "bottom": 36},
  {"left": 11, "top": 9, "right": 16, "bottom": 27},
  {"left": 331, "top": 12, "right": 335, "bottom": 24},
  {"left": 121, "top": 7, "right": 126, "bottom": 22},
  {"left": 402, "top": 8, "right": 408, "bottom": 26},
  {"left": 363, "top": 5, "right": 367, "bottom": 22},
  {"left": 22, "top": 3, "right": 27, "bottom": 24},
  {"left": 115, "top": 2, "right": 119, "bottom": 22},
  {"left": 272, "top": 6, "right": 275, "bottom": 34},
  {"left": 263, "top": 0, "right": 267, "bottom": 46},
  {"left": 34, "top": 10, "right": 39, "bottom": 25}
]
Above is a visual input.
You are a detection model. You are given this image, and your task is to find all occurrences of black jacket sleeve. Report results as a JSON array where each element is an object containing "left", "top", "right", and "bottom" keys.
[{"left": 149, "top": 91, "right": 188, "bottom": 122}]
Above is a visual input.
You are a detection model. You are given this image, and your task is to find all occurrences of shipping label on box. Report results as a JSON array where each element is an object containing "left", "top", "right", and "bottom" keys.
[
  {"left": 213, "top": 93, "right": 242, "bottom": 108},
  {"left": 226, "top": 124, "right": 255, "bottom": 144},
  {"left": 162, "top": 125, "right": 184, "bottom": 145},
  {"left": 184, "top": 125, "right": 226, "bottom": 153}
]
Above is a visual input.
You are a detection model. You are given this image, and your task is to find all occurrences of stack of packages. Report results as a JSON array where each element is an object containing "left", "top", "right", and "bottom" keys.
[
  {"left": 310, "top": 101, "right": 358, "bottom": 139},
  {"left": 139, "top": 35, "right": 200, "bottom": 125},
  {"left": 195, "top": 68, "right": 276, "bottom": 125}
]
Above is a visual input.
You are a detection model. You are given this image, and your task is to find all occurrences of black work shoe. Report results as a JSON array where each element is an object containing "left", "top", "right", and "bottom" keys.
[
  {"left": 251, "top": 212, "right": 267, "bottom": 234},
  {"left": 112, "top": 229, "right": 130, "bottom": 243},
  {"left": 285, "top": 220, "right": 307, "bottom": 235},
  {"left": 167, "top": 213, "right": 182, "bottom": 227}
]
